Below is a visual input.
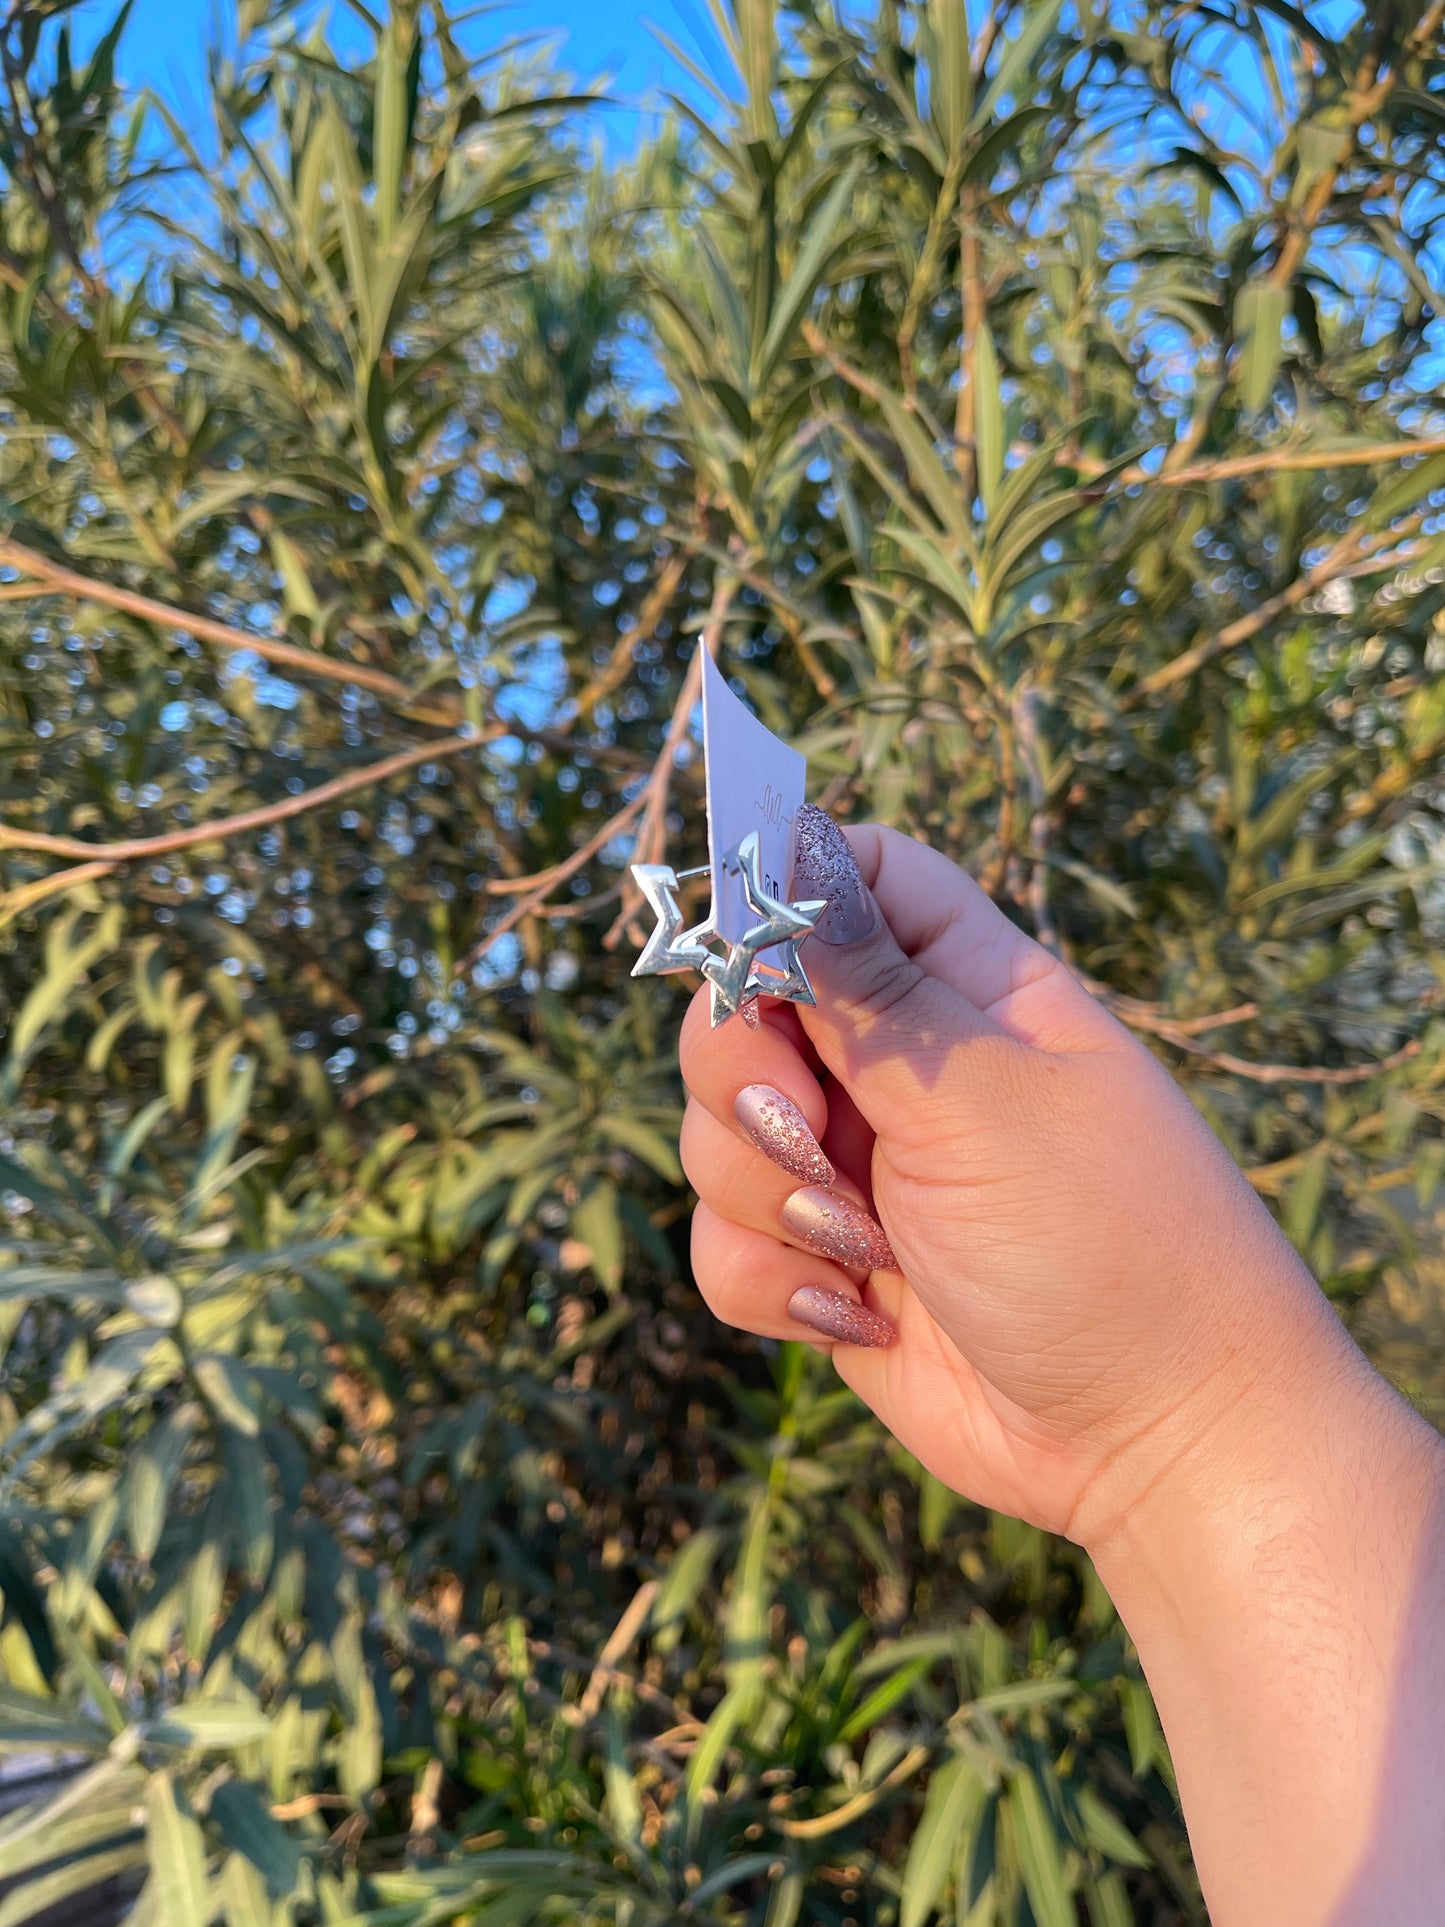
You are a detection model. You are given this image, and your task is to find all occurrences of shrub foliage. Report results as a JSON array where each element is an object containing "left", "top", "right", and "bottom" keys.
[{"left": 1, "top": 1, "right": 1444, "bottom": 1922}]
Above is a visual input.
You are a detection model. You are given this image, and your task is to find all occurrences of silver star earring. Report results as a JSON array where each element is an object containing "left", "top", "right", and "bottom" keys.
[{"left": 629, "top": 832, "right": 828, "bottom": 1029}]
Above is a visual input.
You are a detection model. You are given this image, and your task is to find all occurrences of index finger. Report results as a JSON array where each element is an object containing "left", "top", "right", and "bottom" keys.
[{"left": 678, "top": 987, "right": 829, "bottom": 1150}]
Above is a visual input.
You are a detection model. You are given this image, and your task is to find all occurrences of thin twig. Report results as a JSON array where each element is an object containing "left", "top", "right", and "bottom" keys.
[
  {"left": 953, "top": 184, "right": 983, "bottom": 502},
  {"left": 567, "top": 1580, "right": 660, "bottom": 1726},
  {"left": 456, "top": 787, "right": 650, "bottom": 973},
  {"left": 1013, "top": 686, "right": 1061, "bottom": 959},
  {"left": 602, "top": 574, "right": 737, "bottom": 951},
  {"left": 1131, "top": 525, "right": 1422, "bottom": 702},
  {"left": 779, "top": 1744, "right": 932, "bottom": 1839},
  {"left": 1071, "top": 435, "right": 1445, "bottom": 491},
  {"left": 0, "top": 536, "right": 461, "bottom": 726},
  {"left": 0, "top": 731, "right": 483, "bottom": 861},
  {"left": 0, "top": 859, "right": 117, "bottom": 930},
  {"left": 1266, "top": 9, "right": 1399, "bottom": 292},
  {"left": 270, "top": 1793, "right": 353, "bottom": 1820},
  {"left": 566, "top": 551, "right": 689, "bottom": 724},
  {"left": 1106, "top": 996, "right": 1261, "bottom": 1037},
  {"left": 1148, "top": 1029, "right": 1422, "bottom": 1086},
  {"left": 1092, "top": 980, "right": 1424, "bottom": 1083}
]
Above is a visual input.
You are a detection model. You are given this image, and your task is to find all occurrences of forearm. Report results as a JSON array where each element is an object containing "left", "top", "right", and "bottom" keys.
[{"left": 1087, "top": 1303, "right": 1445, "bottom": 1925}]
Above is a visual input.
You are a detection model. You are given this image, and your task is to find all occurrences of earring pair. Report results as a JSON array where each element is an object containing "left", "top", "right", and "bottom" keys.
[{"left": 630, "top": 831, "right": 828, "bottom": 1028}]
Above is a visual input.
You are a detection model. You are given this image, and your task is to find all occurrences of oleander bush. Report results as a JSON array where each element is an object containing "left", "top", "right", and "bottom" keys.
[{"left": 0, "top": 1, "right": 1443, "bottom": 1922}]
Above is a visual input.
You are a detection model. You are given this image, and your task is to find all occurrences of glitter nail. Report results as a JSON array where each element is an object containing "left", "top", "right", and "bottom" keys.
[
  {"left": 787, "top": 1285, "right": 897, "bottom": 1348},
  {"left": 779, "top": 1185, "right": 898, "bottom": 1272},
  {"left": 791, "top": 804, "right": 874, "bottom": 945},
  {"left": 734, "top": 1084, "right": 835, "bottom": 1187}
]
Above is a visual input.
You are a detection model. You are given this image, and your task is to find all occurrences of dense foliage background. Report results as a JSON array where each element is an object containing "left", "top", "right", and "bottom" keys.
[{"left": 0, "top": 0, "right": 1443, "bottom": 1921}]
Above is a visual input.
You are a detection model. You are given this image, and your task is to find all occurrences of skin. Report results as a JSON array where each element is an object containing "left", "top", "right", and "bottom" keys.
[{"left": 679, "top": 818, "right": 1445, "bottom": 1927}]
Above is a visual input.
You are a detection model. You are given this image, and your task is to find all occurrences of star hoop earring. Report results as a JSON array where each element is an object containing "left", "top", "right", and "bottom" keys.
[{"left": 630, "top": 832, "right": 828, "bottom": 1029}]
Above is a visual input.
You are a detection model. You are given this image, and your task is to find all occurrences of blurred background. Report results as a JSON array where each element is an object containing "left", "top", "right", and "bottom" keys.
[{"left": 1, "top": 1, "right": 1443, "bottom": 1923}]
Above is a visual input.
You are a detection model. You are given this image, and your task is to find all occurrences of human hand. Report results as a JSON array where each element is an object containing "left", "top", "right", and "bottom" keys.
[{"left": 679, "top": 806, "right": 1361, "bottom": 1549}]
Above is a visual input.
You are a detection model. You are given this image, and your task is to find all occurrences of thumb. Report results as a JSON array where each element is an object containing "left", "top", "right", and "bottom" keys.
[{"left": 789, "top": 806, "right": 999, "bottom": 1129}]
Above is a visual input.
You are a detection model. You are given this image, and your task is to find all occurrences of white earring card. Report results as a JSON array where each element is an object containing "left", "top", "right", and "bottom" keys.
[{"left": 700, "top": 646, "right": 806, "bottom": 967}]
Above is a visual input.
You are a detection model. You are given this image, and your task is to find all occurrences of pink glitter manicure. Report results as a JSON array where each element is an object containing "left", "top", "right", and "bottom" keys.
[
  {"left": 779, "top": 1185, "right": 898, "bottom": 1272},
  {"left": 734, "top": 1084, "right": 835, "bottom": 1187},
  {"left": 787, "top": 1285, "right": 897, "bottom": 1348}
]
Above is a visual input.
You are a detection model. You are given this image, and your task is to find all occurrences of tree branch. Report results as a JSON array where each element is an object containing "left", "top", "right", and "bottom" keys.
[
  {"left": 564, "top": 551, "right": 688, "bottom": 725},
  {"left": 1266, "top": 6, "right": 1400, "bottom": 292},
  {"left": 1131, "top": 523, "right": 1423, "bottom": 702},
  {"left": 1148, "top": 1029, "right": 1421, "bottom": 1087},
  {"left": 0, "top": 537, "right": 462, "bottom": 727},
  {"left": 1070, "top": 435, "right": 1445, "bottom": 491},
  {"left": 456, "top": 787, "right": 650, "bottom": 973},
  {"left": 0, "top": 731, "right": 483, "bottom": 862},
  {"left": 0, "top": 859, "right": 117, "bottom": 930},
  {"left": 602, "top": 575, "right": 736, "bottom": 952},
  {"left": 1094, "top": 983, "right": 1424, "bottom": 1084}
]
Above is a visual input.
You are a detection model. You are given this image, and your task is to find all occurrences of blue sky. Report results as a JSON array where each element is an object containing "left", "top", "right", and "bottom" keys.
[{"left": 73, "top": 0, "right": 724, "bottom": 145}]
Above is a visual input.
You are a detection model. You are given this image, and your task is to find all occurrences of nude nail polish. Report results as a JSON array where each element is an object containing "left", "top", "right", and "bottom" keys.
[
  {"left": 791, "top": 804, "right": 875, "bottom": 945},
  {"left": 734, "top": 1084, "right": 835, "bottom": 1187},
  {"left": 787, "top": 1284, "right": 897, "bottom": 1349},
  {"left": 779, "top": 1185, "right": 898, "bottom": 1272}
]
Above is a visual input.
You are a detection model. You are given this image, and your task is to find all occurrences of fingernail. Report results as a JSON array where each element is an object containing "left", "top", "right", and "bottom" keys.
[
  {"left": 787, "top": 1284, "right": 897, "bottom": 1349},
  {"left": 734, "top": 1084, "right": 835, "bottom": 1187},
  {"left": 792, "top": 804, "right": 875, "bottom": 945},
  {"left": 780, "top": 1185, "right": 898, "bottom": 1272}
]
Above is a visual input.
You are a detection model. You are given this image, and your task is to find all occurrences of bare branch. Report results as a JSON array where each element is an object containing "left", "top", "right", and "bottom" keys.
[
  {"left": 1131, "top": 524, "right": 1423, "bottom": 701},
  {"left": 602, "top": 574, "right": 736, "bottom": 951},
  {"left": 0, "top": 732, "right": 483, "bottom": 862},
  {"left": 0, "top": 859, "right": 118, "bottom": 931},
  {"left": 1095, "top": 983, "right": 1425, "bottom": 1084},
  {"left": 1064, "top": 435, "right": 1445, "bottom": 490},
  {"left": 0, "top": 537, "right": 462, "bottom": 727},
  {"left": 455, "top": 788, "right": 650, "bottom": 974}
]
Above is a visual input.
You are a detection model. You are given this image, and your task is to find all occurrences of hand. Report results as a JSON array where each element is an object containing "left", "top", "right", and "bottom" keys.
[
  {"left": 679, "top": 806, "right": 1361, "bottom": 1549},
  {"left": 680, "top": 807, "right": 1445, "bottom": 1923}
]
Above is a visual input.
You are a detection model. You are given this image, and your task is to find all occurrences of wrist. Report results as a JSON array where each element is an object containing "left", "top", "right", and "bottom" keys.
[
  {"left": 1074, "top": 1279, "right": 1445, "bottom": 1925},
  {"left": 1068, "top": 1236, "right": 1405, "bottom": 1571}
]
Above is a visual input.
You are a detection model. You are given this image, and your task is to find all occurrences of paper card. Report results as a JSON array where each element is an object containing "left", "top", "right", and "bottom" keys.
[{"left": 700, "top": 646, "right": 806, "bottom": 954}]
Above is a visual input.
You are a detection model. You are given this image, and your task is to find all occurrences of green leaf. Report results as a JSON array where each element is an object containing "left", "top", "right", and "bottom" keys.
[
  {"left": 651, "top": 1526, "right": 725, "bottom": 1651},
  {"left": 269, "top": 531, "right": 321, "bottom": 624},
  {"left": 929, "top": 0, "right": 973, "bottom": 158},
  {"left": 594, "top": 1114, "right": 682, "bottom": 1184},
  {"left": 973, "top": 321, "right": 1004, "bottom": 513},
  {"left": 901, "top": 1750, "right": 986, "bottom": 1927},
  {"left": 683, "top": 1684, "right": 747, "bottom": 1832},
  {"left": 210, "top": 1783, "right": 303, "bottom": 1898},
  {"left": 373, "top": 18, "right": 412, "bottom": 249},
  {"left": 1121, "top": 1677, "right": 1161, "bottom": 1777},
  {"left": 569, "top": 1182, "right": 623, "bottom": 1293},
  {"left": 223, "top": 1426, "right": 276, "bottom": 1584},
  {"left": 127, "top": 1405, "right": 198, "bottom": 1563},
  {"left": 1075, "top": 1786, "right": 1150, "bottom": 1869},
  {"left": 4, "top": 907, "right": 122, "bottom": 1091},
  {"left": 602, "top": 1699, "right": 642, "bottom": 1845},
  {"left": 144, "top": 1771, "right": 210, "bottom": 1927},
  {"left": 193, "top": 1353, "right": 261, "bottom": 1436},
  {"left": 1234, "top": 281, "right": 1289, "bottom": 413},
  {"left": 757, "top": 159, "right": 861, "bottom": 389},
  {"left": 876, "top": 387, "right": 971, "bottom": 541},
  {"left": 148, "top": 1702, "right": 272, "bottom": 1750},
  {"left": 0, "top": 1845, "right": 146, "bottom": 1927},
  {"left": 1085, "top": 1869, "right": 1135, "bottom": 1927},
  {"left": 1008, "top": 1767, "right": 1073, "bottom": 1927},
  {"left": 0, "top": 1685, "right": 111, "bottom": 1752},
  {"left": 969, "top": 0, "right": 1066, "bottom": 132},
  {"left": 837, "top": 1652, "right": 934, "bottom": 1742}
]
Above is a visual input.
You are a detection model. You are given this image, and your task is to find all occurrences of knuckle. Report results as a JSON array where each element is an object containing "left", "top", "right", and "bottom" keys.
[{"left": 850, "top": 951, "right": 932, "bottom": 1029}]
